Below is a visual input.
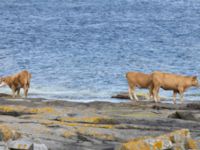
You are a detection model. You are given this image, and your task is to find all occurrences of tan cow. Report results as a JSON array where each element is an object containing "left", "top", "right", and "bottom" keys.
[
  {"left": 152, "top": 71, "right": 199, "bottom": 103},
  {"left": 0, "top": 70, "right": 32, "bottom": 98},
  {"left": 126, "top": 72, "right": 153, "bottom": 101}
]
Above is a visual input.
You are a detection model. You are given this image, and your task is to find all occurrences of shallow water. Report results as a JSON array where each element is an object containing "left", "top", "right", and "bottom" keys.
[{"left": 0, "top": 0, "right": 200, "bottom": 102}]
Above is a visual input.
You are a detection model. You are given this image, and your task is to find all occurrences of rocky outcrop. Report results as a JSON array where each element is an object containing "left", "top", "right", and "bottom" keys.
[
  {"left": 117, "top": 129, "right": 199, "bottom": 150},
  {"left": 0, "top": 96, "right": 199, "bottom": 150}
]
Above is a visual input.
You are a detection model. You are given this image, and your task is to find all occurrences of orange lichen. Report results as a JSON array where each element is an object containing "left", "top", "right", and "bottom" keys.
[
  {"left": 0, "top": 105, "right": 23, "bottom": 112},
  {"left": 0, "top": 105, "right": 55, "bottom": 114},
  {"left": 118, "top": 129, "right": 194, "bottom": 150},
  {"left": 0, "top": 124, "right": 20, "bottom": 141},
  {"left": 186, "top": 138, "right": 198, "bottom": 149},
  {"left": 0, "top": 124, "right": 13, "bottom": 141},
  {"left": 28, "top": 107, "right": 55, "bottom": 114},
  {"left": 120, "top": 140, "right": 151, "bottom": 150},
  {"left": 153, "top": 140, "right": 163, "bottom": 149},
  {"left": 169, "top": 129, "right": 190, "bottom": 143},
  {"left": 62, "top": 131, "right": 76, "bottom": 138}
]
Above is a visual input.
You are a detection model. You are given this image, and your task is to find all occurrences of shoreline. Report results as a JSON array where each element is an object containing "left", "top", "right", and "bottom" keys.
[{"left": 0, "top": 93, "right": 199, "bottom": 149}]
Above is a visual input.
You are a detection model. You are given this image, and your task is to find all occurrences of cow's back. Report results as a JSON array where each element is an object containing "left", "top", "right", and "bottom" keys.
[
  {"left": 126, "top": 72, "right": 152, "bottom": 88},
  {"left": 152, "top": 71, "right": 186, "bottom": 90}
]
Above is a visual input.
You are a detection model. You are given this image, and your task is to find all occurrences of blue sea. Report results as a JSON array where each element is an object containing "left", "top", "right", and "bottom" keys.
[{"left": 0, "top": 0, "right": 200, "bottom": 102}]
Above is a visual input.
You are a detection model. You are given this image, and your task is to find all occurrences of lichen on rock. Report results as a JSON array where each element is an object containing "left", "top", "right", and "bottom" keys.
[{"left": 0, "top": 124, "right": 21, "bottom": 141}]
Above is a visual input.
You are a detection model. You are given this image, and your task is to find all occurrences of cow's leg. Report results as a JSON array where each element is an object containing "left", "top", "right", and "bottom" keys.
[
  {"left": 128, "top": 87, "right": 134, "bottom": 100},
  {"left": 153, "top": 86, "right": 159, "bottom": 103},
  {"left": 179, "top": 92, "right": 184, "bottom": 103},
  {"left": 178, "top": 87, "right": 184, "bottom": 103},
  {"left": 157, "top": 88, "right": 160, "bottom": 102},
  {"left": 148, "top": 85, "right": 154, "bottom": 100},
  {"left": 17, "top": 88, "right": 20, "bottom": 96},
  {"left": 12, "top": 88, "right": 16, "bottom": 98},
  {"left": 132, "top": 88, "right": 139, "bottom": 101},
  {"left": 24, "top": 85, "right": 29, "bottom": 98},
  {"left": 173, "top": 90, "right": 177, "bottom": 104}
]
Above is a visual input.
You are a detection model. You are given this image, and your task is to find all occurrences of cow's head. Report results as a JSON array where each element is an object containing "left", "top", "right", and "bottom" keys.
[
  {"left": 0, "top": 77, "right": 7, "bottom": 87},
  {"left": 191, "top": 76, "right": 199, "bottom": 87}
]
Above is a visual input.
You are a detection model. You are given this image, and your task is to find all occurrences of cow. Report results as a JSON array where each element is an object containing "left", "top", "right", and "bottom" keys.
[
  {"left": 126, "top": 72, "right": 153, "bottom": 101},
  {"left": 0, "top": 70, "right": 32, "bottom": 98},
  {"left": 152, "top": 71, "right": 199, "bottom": 103}
]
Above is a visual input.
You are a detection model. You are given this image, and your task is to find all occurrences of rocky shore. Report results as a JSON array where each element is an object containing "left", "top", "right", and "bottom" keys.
[{"left": 0, "top": 93, "right": 199, "bottom": 150}]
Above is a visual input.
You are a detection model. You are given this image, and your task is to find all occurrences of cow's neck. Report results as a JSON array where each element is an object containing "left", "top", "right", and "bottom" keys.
[{"left": 183, "top": 80, "right": 193, "bottom": 90}]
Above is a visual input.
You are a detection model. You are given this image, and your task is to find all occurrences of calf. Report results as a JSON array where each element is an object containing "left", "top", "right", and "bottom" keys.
[
  {"left": 0, "top": 70, "right": 32, "bottom": 98},
  {"left": 152, "top": 71, "right": 199, "bottom": 103},
  {"left": 126, "top": 72, "right": 153, "bottom": 101}
]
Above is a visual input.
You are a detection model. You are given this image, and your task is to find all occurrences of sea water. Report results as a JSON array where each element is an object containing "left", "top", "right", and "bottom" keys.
[{"left": 0, "top": 0, "right": 200, "bottom": 102}]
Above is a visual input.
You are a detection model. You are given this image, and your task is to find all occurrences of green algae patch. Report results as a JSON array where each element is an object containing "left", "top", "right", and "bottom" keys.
[
  {"left": 56, "top": 116, "right": 118, "bottom": 124},
  {"left": 77, "top": 128, "right": 117, "bottom": 141},
  {"left": 0, "top": 105, "right": 55, "bottom": 115}
]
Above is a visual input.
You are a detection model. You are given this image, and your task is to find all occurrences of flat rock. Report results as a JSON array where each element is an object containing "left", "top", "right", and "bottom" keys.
[
  {"left": 7, "top": 138, "right": 33, "bottom": 150},
  {"left": 111, "top": 92, "right": 166, "bottom": 101},
  {"left": 186, "top": 103, "right": 200, "bottom": 110},
  {"left": 33, "top": 143, "right": 48, "bottom": 150},
  {"left": 168, "top": 111, "right": 200, "bottom": 122},
  {"left": 111, "top": 92, "right": 147, "bottom": 100}
]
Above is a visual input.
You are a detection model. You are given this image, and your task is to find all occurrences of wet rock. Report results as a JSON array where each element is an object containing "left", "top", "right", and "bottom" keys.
[
  {"left": 0, "top": 93, "right": 11, "bottom": 98},
  {"left": 186, "top": 102, "right": 200, "bottom": 110},
  {"left": 111, "top": 92, "right": 148, "bottom": 100},
  {"left": 0, "top": 111, "right": 33, "bottom": 117},
  {"left": 111, "top": 92, "right": 130, "bottom": 100},
  {"left": 67, "top": 113, "right": 77, "bottom": 117},
  {"left": 168, "top": 111, "right": 200, "bottom": 122},
  {"left": 152, "top": 103, "right": 187, "bottom": 110}
]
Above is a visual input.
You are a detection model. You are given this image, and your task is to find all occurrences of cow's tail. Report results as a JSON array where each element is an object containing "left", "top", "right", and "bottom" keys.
[{"left": 27, "top": 72, "right": 32, "bottom": 88}]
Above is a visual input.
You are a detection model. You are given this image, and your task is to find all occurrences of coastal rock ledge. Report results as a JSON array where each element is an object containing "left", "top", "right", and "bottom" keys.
[{"left": 116, "top": 129, "right": 199, "bottom": 150}]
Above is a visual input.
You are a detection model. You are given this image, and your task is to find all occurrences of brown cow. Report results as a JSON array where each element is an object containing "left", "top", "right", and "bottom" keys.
[
  {"left": 152, "top": 71, "right": 199, "bottom": 103},
  {"left": 126, "top": 72, "right": 153, "bottom": 101},
  {"left": 0, "top": 70, "right": 32, "bottom": 98}
]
